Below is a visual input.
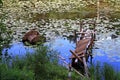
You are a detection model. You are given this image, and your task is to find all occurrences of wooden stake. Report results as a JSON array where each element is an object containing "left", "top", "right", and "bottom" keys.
[{"left": 83, "top": 56, "right": 89, "bottom": 78}]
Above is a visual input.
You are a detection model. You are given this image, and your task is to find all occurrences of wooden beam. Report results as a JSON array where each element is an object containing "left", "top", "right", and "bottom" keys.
[
  {"left": 70, "top": 54, "right": 85, "bottom": 59},
  {"left": 70, "top": 50, "right": 86, "bottom": 59},
  {"left": 70, "top": 50, "right": 83, "bottom": 63}
]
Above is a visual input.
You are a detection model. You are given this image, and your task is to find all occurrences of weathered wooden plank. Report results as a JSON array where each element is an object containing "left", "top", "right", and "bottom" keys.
[
  {"left": 75, "top": 43, "right": 88, "bottom": 53},
  {"left": 70, "top": 50, "right": 83, "bottom": 63},
  {"left": 69, "top": 50, "right": 85, "bottom": 59},
  {"left": 70, "top": 54, "right": 85, "bottom": 59},
  {"left": 76, "top": 38, "right": 90, "bottom": 48}
]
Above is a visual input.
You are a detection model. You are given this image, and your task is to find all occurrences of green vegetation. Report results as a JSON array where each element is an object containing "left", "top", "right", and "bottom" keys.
[
  {"left": 32, "top": 12, "right": 84, "bottom": 20},
  {"left": 0, "top": 45, "right": 81, "bottom": 80},
  {"left": 0, "top": 0, "right": 3, "bottom": 7},
  {"left": 1, "top": 0, "right": 120, "bottom": 20},
  {"left": 0, "top": 10, "right": 12, "bottom": 61},
  {"left": 116, "top": 31, "right": 120, "bottom": 35},
  {"left": 1, "top": 47, "right": 120, "bottom": 80},
  {"left": 88, "top": 63, "right": 120, "bottom": 80},
  {"left": 110, "top": 11, "right": 120, "bottom": 19},
  {"left": 103, "top": 63, "right": 119, "bottom": 80}
]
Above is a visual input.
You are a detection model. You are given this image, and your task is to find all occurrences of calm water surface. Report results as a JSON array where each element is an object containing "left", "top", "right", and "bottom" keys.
[{"left": 3, "top": 34, "right": 120, "bottom": 71}]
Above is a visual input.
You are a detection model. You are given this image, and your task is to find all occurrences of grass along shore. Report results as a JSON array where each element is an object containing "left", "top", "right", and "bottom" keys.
[{"left": 1, "top": 45, "right": 120, "bottom": 80}]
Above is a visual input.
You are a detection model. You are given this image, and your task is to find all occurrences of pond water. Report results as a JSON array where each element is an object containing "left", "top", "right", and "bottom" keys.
[
  {"left": 2, "top": 19, "right": 120, "bottom": 71},
  {"left": 93, "top": 35, "right": 120, "bottom": 71},
  {"left": 2, "top": 42, "right": 34, "bottom": 58},
  {"left": 2, "top": 33, "right": 120, "bottom": 71}
]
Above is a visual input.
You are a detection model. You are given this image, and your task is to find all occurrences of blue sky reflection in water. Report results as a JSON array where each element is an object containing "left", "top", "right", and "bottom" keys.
[
  {"left": 2, "top": 42, "right": 34, "bottom": 58},
  {"left": 92, "top": 36, "right": 120, "bottom": 71},
  {"left": 46, "top": 35, "right": 120, "bottom": 71},
  {"left": 45, "top": 37, "right": 76, "bottom": 67}
]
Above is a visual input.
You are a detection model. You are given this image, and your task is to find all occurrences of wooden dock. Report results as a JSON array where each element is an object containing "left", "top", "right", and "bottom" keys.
[{"left": 69, "top": 21, "right": 96, "bottom": 78}]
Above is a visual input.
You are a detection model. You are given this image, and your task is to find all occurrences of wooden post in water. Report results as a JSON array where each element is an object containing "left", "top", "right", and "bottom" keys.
[
  {"left": 74, "top": 30, "right": 77, "bottom": 45},
  {"left": 83, "top": 55, "right": 89, "bottom": 77},
  {"left": 80, "top": 20, "right": 83, "bottom": 32}
]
